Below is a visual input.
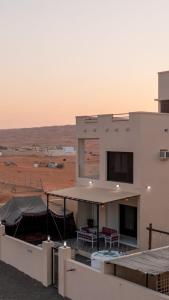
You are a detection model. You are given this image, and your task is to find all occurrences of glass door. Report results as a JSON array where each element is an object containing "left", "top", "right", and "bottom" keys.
[{"left": 120, "top": 204, "right": 137, "bottom": 238}]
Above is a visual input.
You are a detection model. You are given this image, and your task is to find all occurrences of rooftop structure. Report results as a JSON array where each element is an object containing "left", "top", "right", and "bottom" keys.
[{"left": 156, "top": 71, "right": 169, "bottom": 113}]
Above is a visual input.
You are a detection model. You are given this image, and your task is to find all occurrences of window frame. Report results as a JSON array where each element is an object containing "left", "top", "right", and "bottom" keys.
[{"left": 107, "top": 151, "right": 134, "bottom": 184}]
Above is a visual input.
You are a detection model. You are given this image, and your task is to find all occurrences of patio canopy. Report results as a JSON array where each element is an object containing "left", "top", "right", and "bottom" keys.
[{"left": 46, "top": 186, "right": 139, "bottom": 204}]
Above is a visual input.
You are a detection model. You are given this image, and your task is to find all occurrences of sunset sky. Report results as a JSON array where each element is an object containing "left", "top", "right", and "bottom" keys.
[{"left": 1, "top": 0, "right": 169, "bottom": 129}]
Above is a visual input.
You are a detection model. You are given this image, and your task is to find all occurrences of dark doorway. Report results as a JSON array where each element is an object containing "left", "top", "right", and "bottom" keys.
[{"left": 120, "top": 205, "right": 137, "bottom": 238}]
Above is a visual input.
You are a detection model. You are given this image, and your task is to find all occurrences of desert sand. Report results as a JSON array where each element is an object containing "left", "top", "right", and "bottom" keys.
[
  {"left": 0, "top": 125, "right": 99, "bottom": 204},
  {"left": 0, "top": 125, "right": 75, "bottom": 147},
  {"left": 0, "top": 155, "right": 76, "bottom": 204}
]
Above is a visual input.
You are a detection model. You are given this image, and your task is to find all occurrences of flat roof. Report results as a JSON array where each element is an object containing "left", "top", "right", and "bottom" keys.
[
  {"left": 46, "top": 186, "right": 139, "bottom": 204},
  {"left": 155, "top": 98, "right": 169, "bottom": 101},
  {"left": 158, "top": 70, "right": 169, "bottom": 74},
  {"left": 111, "top": 246, "right": 169, "bottom": 275}
]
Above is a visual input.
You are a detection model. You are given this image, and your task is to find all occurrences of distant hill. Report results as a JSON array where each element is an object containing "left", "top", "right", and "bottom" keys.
[{"left": 0, "top": 125, "right": 76, "bottom": 147}]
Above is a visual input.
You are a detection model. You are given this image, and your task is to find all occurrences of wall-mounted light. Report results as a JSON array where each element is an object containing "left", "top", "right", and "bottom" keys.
[
  {"left": 146, "top": 185, "right": 151, "bottom": 191},
  {"left": 89, "top": 180, "right": 93, "bottom": 186},
  {"left": 63, "top": 241, "right": 67, "bottom": 248},
  {"left": 101, "top": 204, "right": 105, "bottom": 209},
  {"left": 116, "top": 184, "right": 120, "bottom": 189},
  {"left": 47, "top": 235, "right": 50, "bottom": 242}
]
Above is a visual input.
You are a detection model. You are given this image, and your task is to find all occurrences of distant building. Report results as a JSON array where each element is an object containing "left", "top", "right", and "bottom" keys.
[
  {"left": 44, "top": 146, "right": 75, "bottom": 156},
  {"left": 63, "top": 146, "right": 75, "bottom": 154}
]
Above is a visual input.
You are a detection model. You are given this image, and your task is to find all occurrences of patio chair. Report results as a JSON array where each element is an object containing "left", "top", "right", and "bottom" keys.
[
  {"left": 101, "top": 227, "right": 119, "bottom": 248},
  {"left": 76, "top": 227, "right": 97, "bottom": 248}
]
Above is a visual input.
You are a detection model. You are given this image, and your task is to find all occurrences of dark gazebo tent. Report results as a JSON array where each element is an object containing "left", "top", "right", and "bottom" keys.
[{"left": 0, "top": 195, "right": 76, "bottom": 243}]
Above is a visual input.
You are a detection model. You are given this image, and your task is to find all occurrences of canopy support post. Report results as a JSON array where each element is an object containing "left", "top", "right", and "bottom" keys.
[
  {"left": 96, "top": 203, "right": 100, "bottom": 251},
  {"left": 14, "top": 219, "right": 21, "bottom": 237},
  {"left": 47, "top": 193, "right": 49, "bottom": 238},
  {"left": 64, "top": 197, "right": 66, "bottom": 241}
]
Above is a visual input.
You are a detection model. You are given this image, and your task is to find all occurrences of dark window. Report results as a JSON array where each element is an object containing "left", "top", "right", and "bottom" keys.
[
  {"left": 107, "top": 151, "right": 133, "bottom": 183},
  {"left": 161, "top": 100, "right": 169, "bottom": 113}
]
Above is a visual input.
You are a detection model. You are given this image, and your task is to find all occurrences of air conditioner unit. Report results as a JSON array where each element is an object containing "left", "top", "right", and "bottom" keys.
[{"left": 160, "top": 149, "right": 169, "bottom": 160}]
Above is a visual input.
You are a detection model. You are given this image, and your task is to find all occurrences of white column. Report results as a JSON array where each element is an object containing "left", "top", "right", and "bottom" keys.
[
  {"left": 58, "top": 246, "right": 71, "bottom": 298},
  {"left": 42, "top": 240, "right": 54, "bottom": 287},
  {"left": 99, "top": 205, "right": 106, "bottom": 230},
  {"left": 100, "top": 261, "right": 113, "bottom": 275},
  {"left": 78, "top": 139, "right": 85, "bottom": 177}
]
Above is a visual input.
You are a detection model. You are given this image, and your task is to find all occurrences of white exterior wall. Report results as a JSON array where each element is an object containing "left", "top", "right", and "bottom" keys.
[
  {"left": 76, "top": 113, "right": 141, "bottom": 190},
  {"left": 158, "top": 71, "right": 169, "bottom": 100},
  {"left": 77, "top": 202, "right": 93, "bottom": 227},
  {"left": 65, "top": 260, "right": 168, "bottom": 300},
  {"left": 58, "top": 246, "right": 168, "bottom": 300},
  {"left": 106, "top": 202, "right": 118, "bottom": 230},
  {"left": 137, "top": 113, "right": 169, "bottom": 249},
  {"left": 1, "top": 235, "right": 43, "bottom": 282},
  {"left": 0, "top": 226, "right": 53, "bottom": 287},
  {"left": 106, "top": 197, "right": 138, "bottom": 232},
  {"left": 76, "top": 112, "right": 169, "bottom": 250}
]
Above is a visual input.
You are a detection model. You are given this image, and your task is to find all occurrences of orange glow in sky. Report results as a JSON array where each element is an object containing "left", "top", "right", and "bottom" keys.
[{"left": 0, "top": 0, "right": 169, "bottom": 129}]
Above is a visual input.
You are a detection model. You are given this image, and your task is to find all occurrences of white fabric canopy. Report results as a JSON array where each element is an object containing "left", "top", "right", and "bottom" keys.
[{"left": 47, "top": 186, "right": 139, "bottom": 204}]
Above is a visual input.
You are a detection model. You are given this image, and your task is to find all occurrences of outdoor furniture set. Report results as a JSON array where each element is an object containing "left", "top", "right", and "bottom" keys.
[{"left": 76, "top": 226, "right": 119, "bottom": 248}]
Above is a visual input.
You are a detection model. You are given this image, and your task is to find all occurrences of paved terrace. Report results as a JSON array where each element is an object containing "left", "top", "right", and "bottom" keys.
[{"left": 0, "top": 261, "right": 63, "bottom": 300}]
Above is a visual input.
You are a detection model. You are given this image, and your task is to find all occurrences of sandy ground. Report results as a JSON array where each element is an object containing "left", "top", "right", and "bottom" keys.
[
  {"left": 0, "top": 125, "right": 75, "bottom": 147},
  {"left": 0, "top": 155, "right": 76, "bottom": 203},
  {"left": 0, "top": 145, "right": 99, "bottom": 205},
  {"left": 0, "top": 125, "right": 100, "bottom": 205}
]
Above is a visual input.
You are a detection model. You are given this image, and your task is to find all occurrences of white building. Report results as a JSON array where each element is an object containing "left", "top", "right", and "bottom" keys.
[
  {"left": 47, "top": 71, "right": 169, "bottom": 251},
  {"left": 63, "top": 146, "right": 75, "bottom": 154}
]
